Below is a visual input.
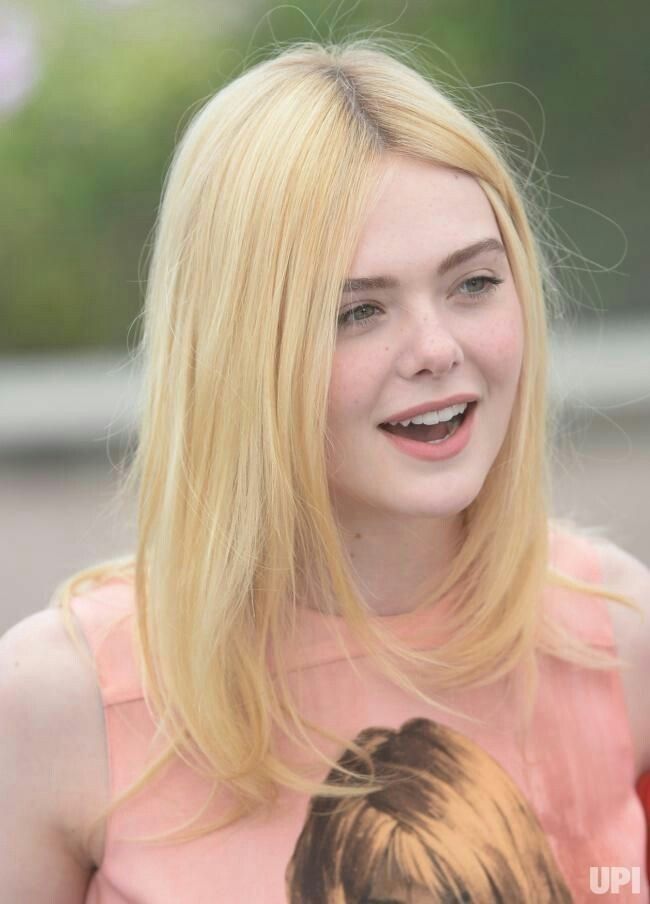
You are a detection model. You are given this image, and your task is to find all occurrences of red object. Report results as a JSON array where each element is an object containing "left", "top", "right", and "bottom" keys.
[{"left": 636, "top": 771, "right": 650, "bottom": 884}]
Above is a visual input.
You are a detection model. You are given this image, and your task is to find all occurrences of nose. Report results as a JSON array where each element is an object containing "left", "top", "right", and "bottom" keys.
[{"left": 398, "top": 311, "right": 464, "bottom": 378}]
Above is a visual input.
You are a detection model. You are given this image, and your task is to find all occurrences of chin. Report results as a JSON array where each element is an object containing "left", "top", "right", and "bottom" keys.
[
  {"left": 381, "top": 488, "right": 482, "bottom": 519},
  {"left": 403, "top": 472, "right": 486, "bottom": 509}
]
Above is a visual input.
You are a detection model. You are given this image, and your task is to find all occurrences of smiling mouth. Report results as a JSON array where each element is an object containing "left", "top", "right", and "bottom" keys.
[{"left": 378, "top": 401, "right": 476, "bottom": 443}]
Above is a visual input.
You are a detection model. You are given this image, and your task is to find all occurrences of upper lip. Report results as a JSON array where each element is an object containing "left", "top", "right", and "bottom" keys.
[{"left": 379, "top": 393, "right": 479, "bottom": 424}]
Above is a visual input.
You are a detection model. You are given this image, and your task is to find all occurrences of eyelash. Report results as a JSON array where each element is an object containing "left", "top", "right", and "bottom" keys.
[{"left": 337, "top": 275, "right": 505, "bottom": 331}]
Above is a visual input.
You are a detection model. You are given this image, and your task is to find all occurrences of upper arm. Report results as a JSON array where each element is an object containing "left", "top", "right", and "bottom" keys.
[
  {"left": 0, "top": 607, "right": 108, "bottom": 903},
  {"left": 594, "top": 538, "right": 650, "bottom": 775}
]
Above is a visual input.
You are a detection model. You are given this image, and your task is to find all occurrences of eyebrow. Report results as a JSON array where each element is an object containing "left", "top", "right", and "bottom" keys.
[{"left": 341, "top": 237, "right": 506, "bottom": 293}]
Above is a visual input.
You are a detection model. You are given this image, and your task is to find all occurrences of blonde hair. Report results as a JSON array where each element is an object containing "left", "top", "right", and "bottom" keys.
[{"left": 51, "top": 36, "right": 641, "bottom": 851}]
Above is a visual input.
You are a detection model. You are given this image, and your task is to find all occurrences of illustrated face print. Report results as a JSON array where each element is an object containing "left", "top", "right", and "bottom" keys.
[{"left": 285, "top": 718, "right": 573, "bottom": 903}]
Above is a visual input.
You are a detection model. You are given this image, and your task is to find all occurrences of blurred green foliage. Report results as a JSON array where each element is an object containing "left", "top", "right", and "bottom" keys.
[{"left": 1, "top": 0, "right": 648, "bottom": 352}]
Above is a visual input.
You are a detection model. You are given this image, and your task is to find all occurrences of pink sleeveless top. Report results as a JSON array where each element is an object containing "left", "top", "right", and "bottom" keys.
[{"left": 70, "top": 530, "right": 648, "bottom": 902}]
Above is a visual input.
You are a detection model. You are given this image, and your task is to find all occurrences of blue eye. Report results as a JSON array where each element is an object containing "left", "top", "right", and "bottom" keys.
[
  {"left": 337, "top": 302, "right": 383, "bottom": 329},
  {"left": 458, "top": 275, "right": 504, "bottom": 297},
  {"left": 337, "top": 276, "right": 504, "bottom": 331}
]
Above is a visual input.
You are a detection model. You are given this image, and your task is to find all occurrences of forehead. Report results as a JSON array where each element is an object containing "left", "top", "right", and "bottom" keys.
[{"left": 349, "top": 155, "right": 500, "bottom": 275}]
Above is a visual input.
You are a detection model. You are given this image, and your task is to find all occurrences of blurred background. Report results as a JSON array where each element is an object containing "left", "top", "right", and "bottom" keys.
[{"left": 1, "top": 0, "right": 648, "bottom": 635}]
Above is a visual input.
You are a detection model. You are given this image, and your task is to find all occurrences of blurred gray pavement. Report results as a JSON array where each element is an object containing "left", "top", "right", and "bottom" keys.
[{"left": 1, "top": 317, "right": 649, "bottom": 636}]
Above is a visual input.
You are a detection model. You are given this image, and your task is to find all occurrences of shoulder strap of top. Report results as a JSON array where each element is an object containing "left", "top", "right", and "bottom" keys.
[
  {"left": 69, "top": 578, "right": 144, "bottom": 706},
  {"left": 547, "top": 527, "right": 617, "bottom": 649}
]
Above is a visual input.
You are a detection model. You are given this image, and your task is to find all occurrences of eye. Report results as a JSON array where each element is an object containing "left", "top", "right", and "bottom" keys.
[
  {"left": 337, "top": 302, "right": 383, "bottom": 331},
  {"left": 456, "top": 275, "right": 504, "bottom": 298}
]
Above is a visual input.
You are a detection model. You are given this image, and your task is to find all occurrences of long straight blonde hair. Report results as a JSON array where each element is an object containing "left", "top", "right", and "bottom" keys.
[{"left": 52, "top": 36, "right": 641, "bottom": 848}]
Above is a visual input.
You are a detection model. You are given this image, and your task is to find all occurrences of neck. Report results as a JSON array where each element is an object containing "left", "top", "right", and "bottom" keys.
[{"left": 299, "top": 512, "right": 464, "bottom": 617}]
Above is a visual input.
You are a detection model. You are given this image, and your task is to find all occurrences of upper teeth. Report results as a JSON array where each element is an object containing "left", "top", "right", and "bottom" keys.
[{"left": 387, "top": 402, "right": 469, "bottom": 427}]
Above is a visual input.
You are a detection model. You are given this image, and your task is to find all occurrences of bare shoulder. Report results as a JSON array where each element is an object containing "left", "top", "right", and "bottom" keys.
[
  {"left": 588, "top": 536, "right": 650, "bottom": 774},
  {"left": 0, "top": 606, "right": 110, "bottom": 871}
]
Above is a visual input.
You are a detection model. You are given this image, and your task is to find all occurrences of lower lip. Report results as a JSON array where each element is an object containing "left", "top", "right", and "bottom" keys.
[{"left": 378, "top": 402, "right": 477, "bottom": 462}]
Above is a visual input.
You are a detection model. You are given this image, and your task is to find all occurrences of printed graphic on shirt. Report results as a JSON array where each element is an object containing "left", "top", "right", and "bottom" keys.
[{"left": 285, "top": 717, "right": 572, "bottom": 903}]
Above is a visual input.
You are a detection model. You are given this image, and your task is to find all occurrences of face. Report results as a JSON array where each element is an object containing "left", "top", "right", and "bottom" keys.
[{"left": 326, "top": 154, "right": 524, "bottom": 528}]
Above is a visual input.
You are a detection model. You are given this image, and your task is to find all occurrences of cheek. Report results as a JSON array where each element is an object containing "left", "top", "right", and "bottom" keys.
[
  {"left": 327, "top": 349, "right": 378, "bottom": 424},
  {"left": 478, "top": 304, "right": 524, "bottom": 385}
]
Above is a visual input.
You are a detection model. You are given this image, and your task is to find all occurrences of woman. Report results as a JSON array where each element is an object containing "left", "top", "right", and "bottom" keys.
[{"left": 1, "top": 37, "right": 648, "bottom": 903}]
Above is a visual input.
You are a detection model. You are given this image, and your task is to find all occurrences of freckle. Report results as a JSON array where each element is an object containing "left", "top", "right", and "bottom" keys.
[{"left": 354, "top": 532, "right": 362, "bottom": 540}]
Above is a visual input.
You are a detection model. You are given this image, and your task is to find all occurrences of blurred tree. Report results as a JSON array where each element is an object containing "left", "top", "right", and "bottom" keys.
[
  {"left": 1, "top": 2, "right": 232, "bottom": 351},
  {"left": 1, "top": 0, "right": 647, "bottom": 352}
]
